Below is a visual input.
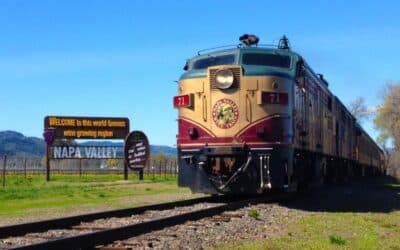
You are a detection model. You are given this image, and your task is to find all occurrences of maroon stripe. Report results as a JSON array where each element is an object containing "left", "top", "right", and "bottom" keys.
[
  {"left": 177, "top": 119, "right": 232, "bottom": 144},
  {"left": 177, "top": 116, "right": 293, "bottom": 146},
  {"left": 179, "top": 143, "right": 291, "bottom": 149},
  {"left": 237, "top": 116, "right": 293, "bottom": 144}
]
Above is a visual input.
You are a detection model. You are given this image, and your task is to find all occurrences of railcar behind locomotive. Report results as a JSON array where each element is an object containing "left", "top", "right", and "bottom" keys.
[{"left": 174, "top": 34, "right": 384, "bottom": 194}]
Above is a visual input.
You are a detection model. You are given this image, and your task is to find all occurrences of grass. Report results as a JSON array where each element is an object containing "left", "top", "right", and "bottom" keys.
[
  {"left": 0, "top": 174, "right": 200, "bottom": 221},
  {"left": 275, "top": 212, "right": 399, "bottom": 249},
  {"left": 248, "top": 209, "right": 261, "bottom": 220},
  {"left": 216, "top": 177, "right": 400, "bottom": 250},
  {"left": 217, "top": 212, "right": 400, "bottom": 250},
  {"left": 329, "top": 235, "right": 347, "bottom": 245}
]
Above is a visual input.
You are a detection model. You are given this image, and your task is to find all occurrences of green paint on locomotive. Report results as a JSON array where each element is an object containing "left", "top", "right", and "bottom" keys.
[{"left": 180, "top": 47, "right": 300, "bottom": 80}]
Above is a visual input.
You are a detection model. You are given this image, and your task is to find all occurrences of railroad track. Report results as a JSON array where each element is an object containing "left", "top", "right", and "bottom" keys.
[
  {"left": 0, "top": 196, "right": 218, "bottom": 239},
  {"left": 0, "top": 193, "right": 292, "bottom": 250}
]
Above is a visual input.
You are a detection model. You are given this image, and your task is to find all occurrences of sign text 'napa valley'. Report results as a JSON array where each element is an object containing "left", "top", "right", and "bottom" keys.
[{"left": 52, "top": 146, "right": 120, "bottom": 159}]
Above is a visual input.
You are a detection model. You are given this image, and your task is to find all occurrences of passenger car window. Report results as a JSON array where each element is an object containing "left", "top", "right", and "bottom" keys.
[{"left": 242, "top": 53, "right": 291, "bottom": 68}]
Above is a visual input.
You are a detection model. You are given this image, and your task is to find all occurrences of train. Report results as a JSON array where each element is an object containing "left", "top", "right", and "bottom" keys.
[{"left": 174, "top": 34, "right": 385, "bottom": 194}]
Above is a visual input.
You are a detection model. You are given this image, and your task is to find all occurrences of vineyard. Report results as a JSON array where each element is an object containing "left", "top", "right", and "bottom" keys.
[{"left": 1, "top": 154, "right": 178, "bottom": 185}]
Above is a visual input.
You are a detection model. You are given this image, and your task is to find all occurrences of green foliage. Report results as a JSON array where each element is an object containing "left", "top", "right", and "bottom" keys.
[
  {"left": 151, "top": 152, "right": 169, "bottom": 162},
  {"left": 374, "top": 83, "right": 400, "bottom": 139},
  {"left": 0, "top": 131, "right": 44, "bottom": 156},
  {"left": 374, "top": 82, "right": 400, "bottom": 178},
  {"left": 105, "top": 158, "right": 120, "bottom": 168},
  {"left": 248, "top": 209, "right": 260, "bottom": 220},
  {"left": 329, "top": 235, "right": 346, "bottom": 245}
]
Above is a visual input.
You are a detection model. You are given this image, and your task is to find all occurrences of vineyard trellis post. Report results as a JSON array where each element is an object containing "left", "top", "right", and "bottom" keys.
[
  {"left": 152, "top": 161, "right": 155, "bottom": 179},
  {"left": 79, "top": 159, "right": 82, "bottom": 177},
  {"left": 124, "top": 161, "right": 128, "bottom": 180},
  {"left": 169, "top": 160, "right": 172, "bottom": 177},
  {"left": 24, "top": 158, "right": 27, "bottom": 178},
  {"left": 175, "top": 159, "right": 177, "bottom": 177},
  {"left": 2, "top": 155, "right": 7, "bottom": 187},
  {"left": 163, "top": 160, "right": 165, "bottom": 176},
  {"left": 46, "top": 144, "right": 50, "bottom": 181}
]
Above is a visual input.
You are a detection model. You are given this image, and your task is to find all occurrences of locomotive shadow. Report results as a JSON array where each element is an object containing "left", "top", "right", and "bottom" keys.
[{"left": 280, "top": 176, "right": 400, "bottom": 213}]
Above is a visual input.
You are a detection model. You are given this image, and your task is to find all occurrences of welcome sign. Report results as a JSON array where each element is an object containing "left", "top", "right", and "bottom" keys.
[
  {"left": 43, "top": 115, "right": 130, "bottom": 181},
  {"left": 44, "top": 116, "right": 129, "bottom": 140}
]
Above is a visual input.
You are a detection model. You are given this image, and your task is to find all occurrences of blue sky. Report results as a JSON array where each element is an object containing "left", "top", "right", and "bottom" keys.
[{"left": 1, "top": 0, "right": 399, "bottom": 146}]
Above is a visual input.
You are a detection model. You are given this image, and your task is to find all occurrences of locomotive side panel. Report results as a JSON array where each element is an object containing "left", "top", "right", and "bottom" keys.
[
  {"left": 333, "top": 98, "right": 341, "bottom": 158},
  {"left": 295, "top": 69, "right": 335, "bottom": 157},
  {"left": 333, "top": 98, "right": 355, "bottom": 161},
  {"left": 308, "top": 78, "right": 323, "bottom": 153},
  {"left": 356, "top": 130, "right": 381, "bottom": 174},
  {"left": 306, "top": 77, "right": 317, "bottom": 152},
  {"left": 294, "top": 81, "right": 307, "bottom": 149},
  {"left": 324, "top": 95, "right": 335, "bottom": 156},
  {"left": 358, "top": 132, "right": 369, "bottom": 166}
]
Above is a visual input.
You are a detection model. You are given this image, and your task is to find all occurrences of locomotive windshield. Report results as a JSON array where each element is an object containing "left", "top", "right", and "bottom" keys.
[
  {"left": 192, "top": 54, "right": 235, "bottom": 69},
  {"left": 242, "top": 53, "right": 291, "bottom": 68}
]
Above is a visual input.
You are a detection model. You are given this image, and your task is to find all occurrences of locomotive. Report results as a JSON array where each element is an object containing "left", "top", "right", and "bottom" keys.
[{"left": 174, "top": 34, "right": 384, "bottom": 194}]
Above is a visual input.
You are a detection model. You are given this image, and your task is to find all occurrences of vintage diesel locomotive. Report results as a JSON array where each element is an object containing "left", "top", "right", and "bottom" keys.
[{"left": 174, "top": 35, "right": 384, "bottom": 194}]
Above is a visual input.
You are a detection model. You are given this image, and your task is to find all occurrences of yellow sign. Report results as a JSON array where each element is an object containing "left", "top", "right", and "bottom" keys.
[
  {"left": 44, "top": 116, "right": 130, "bottom": 139},
  {"left": 47, "top": 117, "right": 127, "bottom": 128}
]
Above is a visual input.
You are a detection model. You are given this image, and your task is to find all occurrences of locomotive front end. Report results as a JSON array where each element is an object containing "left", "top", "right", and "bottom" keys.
[{"left": 174, "top": 36, "right": 298, "bottom": 194}]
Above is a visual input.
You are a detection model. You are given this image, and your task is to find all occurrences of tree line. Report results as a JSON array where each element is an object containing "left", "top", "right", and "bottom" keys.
[{"left": 349, "top": 81, "right": 400, "bottom": 178}]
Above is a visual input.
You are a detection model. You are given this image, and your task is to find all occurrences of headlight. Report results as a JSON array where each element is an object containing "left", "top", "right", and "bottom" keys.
[{"left": 215, "top": 69, "right": 234, "bottom": 89}]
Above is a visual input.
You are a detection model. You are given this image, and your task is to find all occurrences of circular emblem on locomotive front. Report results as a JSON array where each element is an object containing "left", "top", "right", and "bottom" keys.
[{"left": 212, "top": 99, "right": 239, "bottom": 129}]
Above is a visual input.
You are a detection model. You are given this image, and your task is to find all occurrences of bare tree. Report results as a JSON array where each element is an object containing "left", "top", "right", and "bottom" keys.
[{"left": 348, "top": 96, "right": 373, "bottom": 123}]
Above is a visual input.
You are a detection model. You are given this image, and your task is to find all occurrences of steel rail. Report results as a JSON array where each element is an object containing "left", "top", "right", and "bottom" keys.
[
  {"left": 0, "top": 196, "right": 219, "bottom": 239},
  {"left": 10, "top": 195, "right": 288, "bottom": 250}
]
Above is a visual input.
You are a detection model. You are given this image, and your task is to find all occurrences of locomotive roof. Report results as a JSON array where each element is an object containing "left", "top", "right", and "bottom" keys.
[
  {"left": 181, "top": 46, "right": 301, "bottom": 81},
  {"left": 182, "top": 45, "right": 332, "bottom": 95},
  {"left": 194, "top": 46, "right": 299, "bottom": 60}
]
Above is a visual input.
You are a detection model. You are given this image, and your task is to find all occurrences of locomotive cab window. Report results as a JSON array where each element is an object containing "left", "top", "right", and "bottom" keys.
[
  {"left": 242, "top": 53, "right": 291, "bottom": 68},
  {"left": 192, "top": 54, "right": 235, "bottom": 69}
]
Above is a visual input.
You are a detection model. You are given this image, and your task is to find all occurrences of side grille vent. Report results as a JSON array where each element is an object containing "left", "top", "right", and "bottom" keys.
[{"left": 209, "top": 67, "right": 241, "bottom": 90}]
